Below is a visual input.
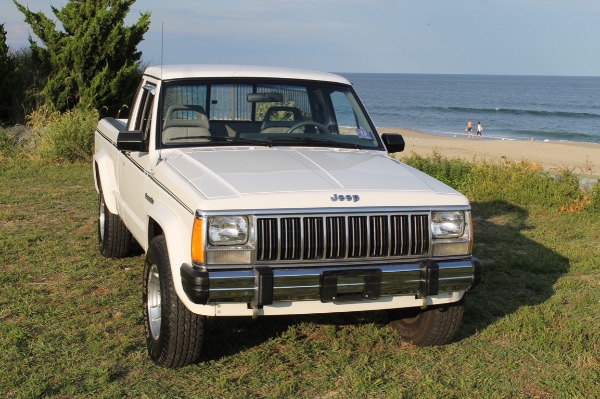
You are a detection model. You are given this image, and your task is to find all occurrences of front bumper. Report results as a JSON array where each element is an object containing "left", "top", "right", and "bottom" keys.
[{"left": 181, "top": 257, "right": 482, "bottom": 306}]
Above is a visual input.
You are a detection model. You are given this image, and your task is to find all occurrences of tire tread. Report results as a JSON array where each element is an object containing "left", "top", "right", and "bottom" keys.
[
  {"left": 389, "top": 300, "right": 464, "bottom": 346},
  {"left": 145, "top": 236, "right": 204, "bottom": 368}
]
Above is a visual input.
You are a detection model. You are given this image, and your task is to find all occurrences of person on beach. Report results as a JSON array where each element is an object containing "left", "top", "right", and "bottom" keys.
[
  {"left": 465, "top": 119, "right": 473, "bottom": 139},
  {"left": 476, "top": 121, "right": 483, "bottom": 139}
]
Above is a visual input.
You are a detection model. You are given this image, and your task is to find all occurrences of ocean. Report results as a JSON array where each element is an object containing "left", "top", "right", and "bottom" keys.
[{"left": 340, "top": 73, "right": 600, "bottom": 144}]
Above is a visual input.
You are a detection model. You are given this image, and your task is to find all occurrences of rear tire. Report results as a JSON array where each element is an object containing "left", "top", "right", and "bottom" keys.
[
  {"left": 143, "top": 235, "right": 205, "bottom": 368},
  {"left": 389, "top": 300, "right": 464, "bottom": 346},
  {"left": 98, "top": 190, "right": 132, "bottom": 258}
]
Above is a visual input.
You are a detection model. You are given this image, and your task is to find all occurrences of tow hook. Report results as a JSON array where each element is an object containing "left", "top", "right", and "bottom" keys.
[{"left": 251, "top": 303, "right": 260, "bottom": 319}]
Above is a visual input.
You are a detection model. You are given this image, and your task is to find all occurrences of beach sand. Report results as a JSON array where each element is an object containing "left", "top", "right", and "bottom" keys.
[{"left": 380, "top": 127, "right": 600, "bottom": 179}]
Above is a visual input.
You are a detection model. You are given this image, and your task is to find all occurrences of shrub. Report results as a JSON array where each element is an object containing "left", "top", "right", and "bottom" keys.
[
  {"left": 589, "top": 182, "right": 600, "bottom": 212},
  {"left": 402, "top": 150, "right": 474, "bottom": 189},
  {"left": 402, "top": 153, "right": 587, "bottom": 210},
  {"left": 0, "top": 127, "right": 23, "bottom": 158},
  {"left": 28, "top": 106, "right": 99, "bottom": 162}
]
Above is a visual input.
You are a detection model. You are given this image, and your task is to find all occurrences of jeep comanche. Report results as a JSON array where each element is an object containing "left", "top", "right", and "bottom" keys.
[{"left": 93, "top": 64, "right": 482, "bottom": 368}]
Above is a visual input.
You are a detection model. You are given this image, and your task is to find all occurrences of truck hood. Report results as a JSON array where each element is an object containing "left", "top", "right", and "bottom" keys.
[{"left": 161, "top": 147, "right": 468, "bottom": 209}]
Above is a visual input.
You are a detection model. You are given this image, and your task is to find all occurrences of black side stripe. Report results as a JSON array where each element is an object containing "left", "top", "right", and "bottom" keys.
[
  {"left": 96, "top": 128, "right": 117, "bottom": 147},
  {"left": 149, "top": 172, "right": 194, "bottom": 215}
]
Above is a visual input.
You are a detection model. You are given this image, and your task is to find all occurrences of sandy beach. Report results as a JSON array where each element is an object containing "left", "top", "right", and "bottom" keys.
[{"left": 380, "top": 127, "right": 600, "bottom": 179}]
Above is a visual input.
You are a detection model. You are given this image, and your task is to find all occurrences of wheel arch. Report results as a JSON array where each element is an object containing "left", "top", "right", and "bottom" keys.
[
  {"left": 145, "top": 202, "right": 193, "bottom": 299},
  {"left": 93, "top": 152, "right": 119, "bottom": 214}
]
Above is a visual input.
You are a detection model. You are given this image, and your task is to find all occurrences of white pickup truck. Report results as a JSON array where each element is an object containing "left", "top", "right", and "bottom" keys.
[{"left": 93, "top": 64, "right": 482, "bottom": 368}]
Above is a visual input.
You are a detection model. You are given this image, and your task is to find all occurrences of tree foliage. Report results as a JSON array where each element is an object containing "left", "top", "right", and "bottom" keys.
[
  {"left": 0, "top": 23, "right": 12, "bottom": 122},
  {"left": 13, "top": 0, "right": 150, "bottom": 115}
]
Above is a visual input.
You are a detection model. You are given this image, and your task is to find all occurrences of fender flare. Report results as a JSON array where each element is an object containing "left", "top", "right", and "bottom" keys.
[
  {"left": 93, "top": 150, "right": 119, "bottom": 214},
  {"left": 146, "top": 201, "right": 192, "bottom": 299}
]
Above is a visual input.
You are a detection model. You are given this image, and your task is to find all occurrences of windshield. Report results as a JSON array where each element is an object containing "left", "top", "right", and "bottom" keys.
[{"left": 158, "top": 79, "right": 383, "bottom": 150}]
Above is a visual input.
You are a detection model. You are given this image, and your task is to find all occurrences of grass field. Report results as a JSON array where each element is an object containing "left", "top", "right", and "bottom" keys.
[{"left": 0, "top": 158, "right": 598, "bottom": 398}]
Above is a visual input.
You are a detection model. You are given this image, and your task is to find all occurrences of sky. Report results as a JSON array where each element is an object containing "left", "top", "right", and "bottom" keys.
[{"left": 3, "top": 0, "right": 600, "bottom": 76}]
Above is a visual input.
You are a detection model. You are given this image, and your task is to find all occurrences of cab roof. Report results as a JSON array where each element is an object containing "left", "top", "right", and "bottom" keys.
[{"left": 143, "top": 64, "right": 351, "bottom": 85}]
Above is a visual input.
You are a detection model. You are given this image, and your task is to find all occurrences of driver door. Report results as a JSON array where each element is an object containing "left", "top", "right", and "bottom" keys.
[{"left": 118, "top": 81, "right": 155, "bottom": 243}]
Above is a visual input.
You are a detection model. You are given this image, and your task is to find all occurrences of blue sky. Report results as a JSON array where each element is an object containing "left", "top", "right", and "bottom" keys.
[{"left": 3, "top": 0, "right": 600, "bottom": 76}]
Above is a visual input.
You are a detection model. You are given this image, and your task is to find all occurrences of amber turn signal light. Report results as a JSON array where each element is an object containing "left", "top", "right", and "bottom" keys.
[{"left": 191, "top": 218, "right": 205, "bottom": 264}]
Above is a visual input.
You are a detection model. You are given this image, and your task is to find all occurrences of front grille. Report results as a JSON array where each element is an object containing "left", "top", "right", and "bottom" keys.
[{"left": 256, "top": 213, "right": 430, "bottom": 262}]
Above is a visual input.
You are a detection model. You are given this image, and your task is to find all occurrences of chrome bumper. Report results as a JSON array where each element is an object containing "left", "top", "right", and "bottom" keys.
[{"left": 181, "top": 257, "right": 482, "bottom": 306}]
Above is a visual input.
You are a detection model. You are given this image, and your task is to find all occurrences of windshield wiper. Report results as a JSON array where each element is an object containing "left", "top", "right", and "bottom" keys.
[
  {"left": 209, "top": 136, "right": 273, "bottom": 147},
  {"left": 169, "top": 136, "right": 272, "bottom": 147},
  {"left": 266, "top": 136, "right": 362, "bottom": 149}
]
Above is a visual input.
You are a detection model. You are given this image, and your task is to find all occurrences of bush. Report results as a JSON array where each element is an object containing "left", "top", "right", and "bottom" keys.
[
  {"left": 402, "top": 150, "right": 474, "bottom": 188},
  {"left": 589, "top": 182, "right": 600, "bottom": 212},
  {"left": 0, "top": 127, "right": 23, "bottom": 158},
  {"left": 28, "top": 106, "right": 99, "bottom": 162},
  {"left": 402, "top": 153, "right": 587, "bottom": 210}
]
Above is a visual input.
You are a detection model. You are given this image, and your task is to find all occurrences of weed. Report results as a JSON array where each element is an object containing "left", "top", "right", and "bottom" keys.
[{"left": 27, "top": 106, "right": 99, "bottom": 162}]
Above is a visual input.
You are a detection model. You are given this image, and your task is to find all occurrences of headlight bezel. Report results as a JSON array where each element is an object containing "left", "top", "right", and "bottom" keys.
[
  {"left": 208, "top": 215, "right": 250, "bottom": 246},
  {"left": 430, "top": 210, "right": 473, "bottom": 257},
  {"left": 192, "top": 212, "right": 254, "bottom": 266},
  {"left": 431, "top": 210, "right": 466, "bottom": 239}
]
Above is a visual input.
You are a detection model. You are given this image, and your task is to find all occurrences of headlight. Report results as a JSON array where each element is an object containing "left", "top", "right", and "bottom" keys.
[
  {"left": 208, "top": 216, "right": 249, "bottom": 245},
  {"left": 432, "top": 211, "right": 465, "bottom": 239}
]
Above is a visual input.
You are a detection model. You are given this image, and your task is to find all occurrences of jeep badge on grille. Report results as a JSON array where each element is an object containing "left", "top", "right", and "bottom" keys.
[{"left": 331, "top": 194, "right": 360, "bottom": 202}]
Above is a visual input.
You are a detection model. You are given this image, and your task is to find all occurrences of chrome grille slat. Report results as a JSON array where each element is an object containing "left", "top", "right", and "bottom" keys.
[
  {"left": 348, "top": 216, "right": 367, "bottom": 258},
  {"left": 303, "top": 217, "right": 324, "bottom": 260},
  {"left": 256, "top": 213, "right": 431, "bottom": 262},
  {"left": 281, "top": 218, "right": 301, "bottom": 260},
  {"left": 257, "top": 218, "right": 278, "bottom": 260},
  {"left": 369, "top": 215, "right": 388, "bottom": 257},
  {"left": 390, "top": 215, "right": 410, "bottom": 256},
  {"left": 411, "top": 215, "right": 430, "bottom": 255},
  {"left": 326, "top": 216, "right": 345, "bottom": 259}
]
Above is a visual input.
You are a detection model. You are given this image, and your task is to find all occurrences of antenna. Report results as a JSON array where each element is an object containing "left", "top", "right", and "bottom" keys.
[
  {"left": 160, "top": 22, "right": 164, "bottom": 77},
  {"left": 157, "top": 22, "right": 164, "bottom": 165}
]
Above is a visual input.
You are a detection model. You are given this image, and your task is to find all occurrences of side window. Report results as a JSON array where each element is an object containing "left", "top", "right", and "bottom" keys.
[
  {"left": 140, "top": 93, "right": 155, "bottom": 141},
  {"left": 133, "top": 83, "right": 156, "bottom": 141}
]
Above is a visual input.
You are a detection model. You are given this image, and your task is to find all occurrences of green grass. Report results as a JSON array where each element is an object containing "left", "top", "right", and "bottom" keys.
[{"left": 1, "top": 158, "right": 598, "bottom": 398}]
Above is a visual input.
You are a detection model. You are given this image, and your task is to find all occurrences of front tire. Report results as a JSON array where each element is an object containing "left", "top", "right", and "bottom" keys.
[
  {"left": 98, "top": 190, "right": 132, "bottom": 258},
  {"left": 143, "top": 235, "right": 205, "bottom": 368},
  {"left": 388, "top": 300, "right": 464, "bottom": 346}
]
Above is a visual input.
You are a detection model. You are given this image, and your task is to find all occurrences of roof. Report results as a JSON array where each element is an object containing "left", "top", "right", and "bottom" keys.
[{"left": 143, "top": 64, "right": 351, "bottom": 85}]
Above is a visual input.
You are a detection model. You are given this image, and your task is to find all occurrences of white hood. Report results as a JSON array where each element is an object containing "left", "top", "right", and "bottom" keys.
[{"left": 160, "top": 147, "right": 468, "bottom": 210}]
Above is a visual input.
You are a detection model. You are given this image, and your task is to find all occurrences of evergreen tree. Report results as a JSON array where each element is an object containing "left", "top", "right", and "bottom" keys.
[
  {"left": 0, "top": 23, "right": 12, "bottom": 122},
  {"left": 13, "top": 0, "right": 150, "bottom": 115}
]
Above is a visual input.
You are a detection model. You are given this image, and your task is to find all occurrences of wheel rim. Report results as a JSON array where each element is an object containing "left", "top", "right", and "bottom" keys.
[
  {"left": 147, "top": 264, "right": 162, "bottom": 340},
  {"left": 98, "top": 195, "right": 106, "bottom": 242}
]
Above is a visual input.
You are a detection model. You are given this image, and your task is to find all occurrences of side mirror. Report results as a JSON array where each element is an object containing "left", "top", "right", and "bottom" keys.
[
  {"left": 117, "top": 130, "right": 144, "bottom": 152},
  {"left": 381, "top": 133, "right": 405, "bottom": 154}
]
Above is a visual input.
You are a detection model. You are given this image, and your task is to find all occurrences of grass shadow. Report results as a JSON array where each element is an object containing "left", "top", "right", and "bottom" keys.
[
  {"left": 459, "top": 200, "right": 570, "bottom": 337},
  {"left": 201, "top": 311, "right": 389, "bottom": 361}
]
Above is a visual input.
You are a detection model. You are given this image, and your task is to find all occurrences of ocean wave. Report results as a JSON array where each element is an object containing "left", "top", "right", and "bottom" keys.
[
  {"left": 509, "top": 129, "right": 599, "bottom": 142},
  {"left": 420, "top": 127, "right": 600, "bottom": 144},
  {"left": 434, "top": 106, "right": 600, "bottom": 119}
]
